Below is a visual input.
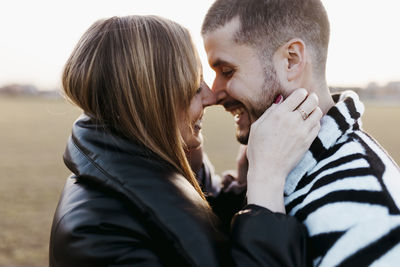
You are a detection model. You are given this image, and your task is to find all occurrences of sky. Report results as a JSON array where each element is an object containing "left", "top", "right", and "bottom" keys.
[{"left": 0, "top": 0, "right": 399, "bottom": 90}]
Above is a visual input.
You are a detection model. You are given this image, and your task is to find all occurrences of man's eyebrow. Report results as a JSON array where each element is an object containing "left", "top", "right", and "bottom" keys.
[{"left": 212, "top": 59, "right": 231, "bottom": 68}]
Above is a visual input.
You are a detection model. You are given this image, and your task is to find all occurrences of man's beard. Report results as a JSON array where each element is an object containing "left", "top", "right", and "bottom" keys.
[{"left": 236, "top": 66, "right": 284, "bottom": 145}]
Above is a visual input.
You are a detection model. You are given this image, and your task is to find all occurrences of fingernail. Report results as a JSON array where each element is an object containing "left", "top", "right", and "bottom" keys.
[{"left": 274, "top": 94, "right": 283, "bottom": 104}]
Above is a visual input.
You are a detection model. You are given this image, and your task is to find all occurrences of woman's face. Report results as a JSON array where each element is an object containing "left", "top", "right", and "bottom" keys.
[{"left": 179, "top": 81, "right": 216, "bottom": 150}]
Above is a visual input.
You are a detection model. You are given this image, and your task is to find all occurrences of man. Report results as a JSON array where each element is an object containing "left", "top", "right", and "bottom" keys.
[{"left": 202, "top": 0, "right": 400, "bottom": 266}]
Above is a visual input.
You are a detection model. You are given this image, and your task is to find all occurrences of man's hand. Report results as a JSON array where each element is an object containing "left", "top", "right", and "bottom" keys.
[
  {"left": 186, "top": 146, "right": 204, "bottom": 176},
  {"left": 221, "top": 145, "right": 248, "bottom": 194}
]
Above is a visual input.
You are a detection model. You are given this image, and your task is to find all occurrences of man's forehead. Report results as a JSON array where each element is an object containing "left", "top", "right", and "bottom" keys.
[
  {"left": 204, "top": 18, "right": 242, "bottom": 66},
  {"left": 208, "top": 17, "right": 240, "bottom": 41},
  {"left": 205, "top": 45, "right": 236, "bottom": 69}
]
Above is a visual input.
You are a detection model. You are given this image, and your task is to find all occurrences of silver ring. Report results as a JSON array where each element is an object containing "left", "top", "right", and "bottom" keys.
[{"left": 297, "top": 107, "right": 308, "bottom": 120}]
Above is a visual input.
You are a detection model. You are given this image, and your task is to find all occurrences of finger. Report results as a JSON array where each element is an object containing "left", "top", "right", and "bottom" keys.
[
  {"left": 273, "top": 94, "right": 284, "bottom": 104},
  {"left": 304, "top": 106, "right": 323, "bottom": 129},
  {"left": 295, "top": 93, "right": 319, "bottom": 119},
  {"left": 280, "top": 88, "right": 308, "bottom": 111},
  {"left": 222, "top": 170, "right": 236, "bottom": 180},
  {"left": 306, "top": 121, "right": 321, "bottom": 145},
  {"left": 221, "top": 172, "right": 235, "bottom": 187}
]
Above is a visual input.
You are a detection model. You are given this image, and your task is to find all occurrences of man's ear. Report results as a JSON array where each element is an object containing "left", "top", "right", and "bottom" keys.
[{"left": 281, "top": 39, "right": 306, "bottom": 82}]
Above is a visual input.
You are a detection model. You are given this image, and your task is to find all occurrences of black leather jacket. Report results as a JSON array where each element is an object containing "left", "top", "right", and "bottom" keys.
[{"left": 49, "top": 115, "right": 309, "bottom": 266}]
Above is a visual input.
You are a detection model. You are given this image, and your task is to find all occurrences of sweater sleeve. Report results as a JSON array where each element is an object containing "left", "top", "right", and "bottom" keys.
[
  {"left": 197, "top": 153, "right": 247, "bottom": 234},
  {"left": 231, "top": 204, "right": 310, "bottom": 267}
]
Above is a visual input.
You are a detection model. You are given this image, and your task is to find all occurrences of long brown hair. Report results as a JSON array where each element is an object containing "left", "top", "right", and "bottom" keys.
[{"left": 62, "top": 15, "right": 206, "bottom": 200}]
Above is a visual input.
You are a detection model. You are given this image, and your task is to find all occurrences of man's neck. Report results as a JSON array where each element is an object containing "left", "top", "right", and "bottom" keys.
[
  {"left": 308, "top": 80, "right": 334, "bottom": 115},
  {"left": 318, "top": 87, "right": 335, "bottom": 115}
]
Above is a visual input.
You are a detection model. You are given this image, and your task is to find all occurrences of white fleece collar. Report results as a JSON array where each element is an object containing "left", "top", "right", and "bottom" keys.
[{"left": 284, "top": 91, "right": 365, "bottom": 195}]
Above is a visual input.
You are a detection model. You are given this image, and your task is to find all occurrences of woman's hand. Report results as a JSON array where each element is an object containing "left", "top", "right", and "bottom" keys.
[{"left": 246, "top": 88, "right": 322, "bottom": 213}]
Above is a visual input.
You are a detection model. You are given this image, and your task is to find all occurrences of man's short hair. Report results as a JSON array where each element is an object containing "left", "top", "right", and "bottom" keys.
[{"left": 202, "top": 0, "right": 330, "bottom": 76}]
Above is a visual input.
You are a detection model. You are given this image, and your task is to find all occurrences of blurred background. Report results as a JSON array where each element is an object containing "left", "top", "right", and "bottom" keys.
[{"left": 1, "top": 0, "right": 399, "bottom": 266}]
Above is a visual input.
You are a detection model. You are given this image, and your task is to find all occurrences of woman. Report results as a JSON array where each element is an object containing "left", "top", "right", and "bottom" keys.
[{"left": 49, "top": 15, "right": 321, "bottom": 266}]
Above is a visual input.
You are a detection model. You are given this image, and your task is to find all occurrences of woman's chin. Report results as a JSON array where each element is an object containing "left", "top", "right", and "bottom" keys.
[{"left": 186, "top": 133, "right": 203, "bottom": 150}]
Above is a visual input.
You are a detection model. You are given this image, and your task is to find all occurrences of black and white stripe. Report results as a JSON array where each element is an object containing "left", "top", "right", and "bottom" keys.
[{"left": 284, "top": 91, "right": 400, "bottom": 266}]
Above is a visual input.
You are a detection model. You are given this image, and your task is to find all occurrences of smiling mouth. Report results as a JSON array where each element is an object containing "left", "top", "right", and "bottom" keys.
[
  {"left": 193, "top": 117, "right": 202, "bottom": 131},
  {"left": 223, "top": 101, "right": 246, "bottom": 118},
  {"left": 231, "top": 107, "right": 245, "bottom": 118}
]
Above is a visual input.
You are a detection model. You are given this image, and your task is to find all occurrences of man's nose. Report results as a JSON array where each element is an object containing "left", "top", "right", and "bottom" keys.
[
  {"left": 202, "top": 83, "right": 217, "bottom": 107},
  {"left": 211, "top": 78, "right": 228, "bottom": 105}
]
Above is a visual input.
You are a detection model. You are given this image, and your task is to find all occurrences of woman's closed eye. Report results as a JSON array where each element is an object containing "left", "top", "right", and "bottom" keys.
[{"left": 196, "top": 80, "right": 205, "bottom": 94}]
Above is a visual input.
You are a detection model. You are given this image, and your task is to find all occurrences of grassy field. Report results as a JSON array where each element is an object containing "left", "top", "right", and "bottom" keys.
[{"left": 0, "top": 96, "right": 399, "bottom": 266}]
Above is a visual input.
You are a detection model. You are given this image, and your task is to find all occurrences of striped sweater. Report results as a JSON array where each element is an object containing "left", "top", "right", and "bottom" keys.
[{"left": 284, "top": 91, "right": 400, "bottom": 266}]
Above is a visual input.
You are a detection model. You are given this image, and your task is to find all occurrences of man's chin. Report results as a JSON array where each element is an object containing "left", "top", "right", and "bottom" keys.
[{"left": 236, "top": 131, "right": 249, "bottom": 145}]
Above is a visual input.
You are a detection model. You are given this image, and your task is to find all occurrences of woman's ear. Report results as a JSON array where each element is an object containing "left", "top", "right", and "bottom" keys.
[{"left": 281, "top": 39, "right": 306, "bottom": 82}]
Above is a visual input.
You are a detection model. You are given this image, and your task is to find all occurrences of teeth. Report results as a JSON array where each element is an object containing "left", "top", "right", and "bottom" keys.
[
  {"left": 194, "top": 118, "right": 202, "bottom": 128},
  {"left": 231, "top": 107, "right": 244, "bottom": 117}
]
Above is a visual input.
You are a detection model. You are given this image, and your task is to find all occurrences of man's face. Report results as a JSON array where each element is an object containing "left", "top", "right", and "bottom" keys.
[{"left": 204, "top": 19, "right": 286, "bottom": 144}]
